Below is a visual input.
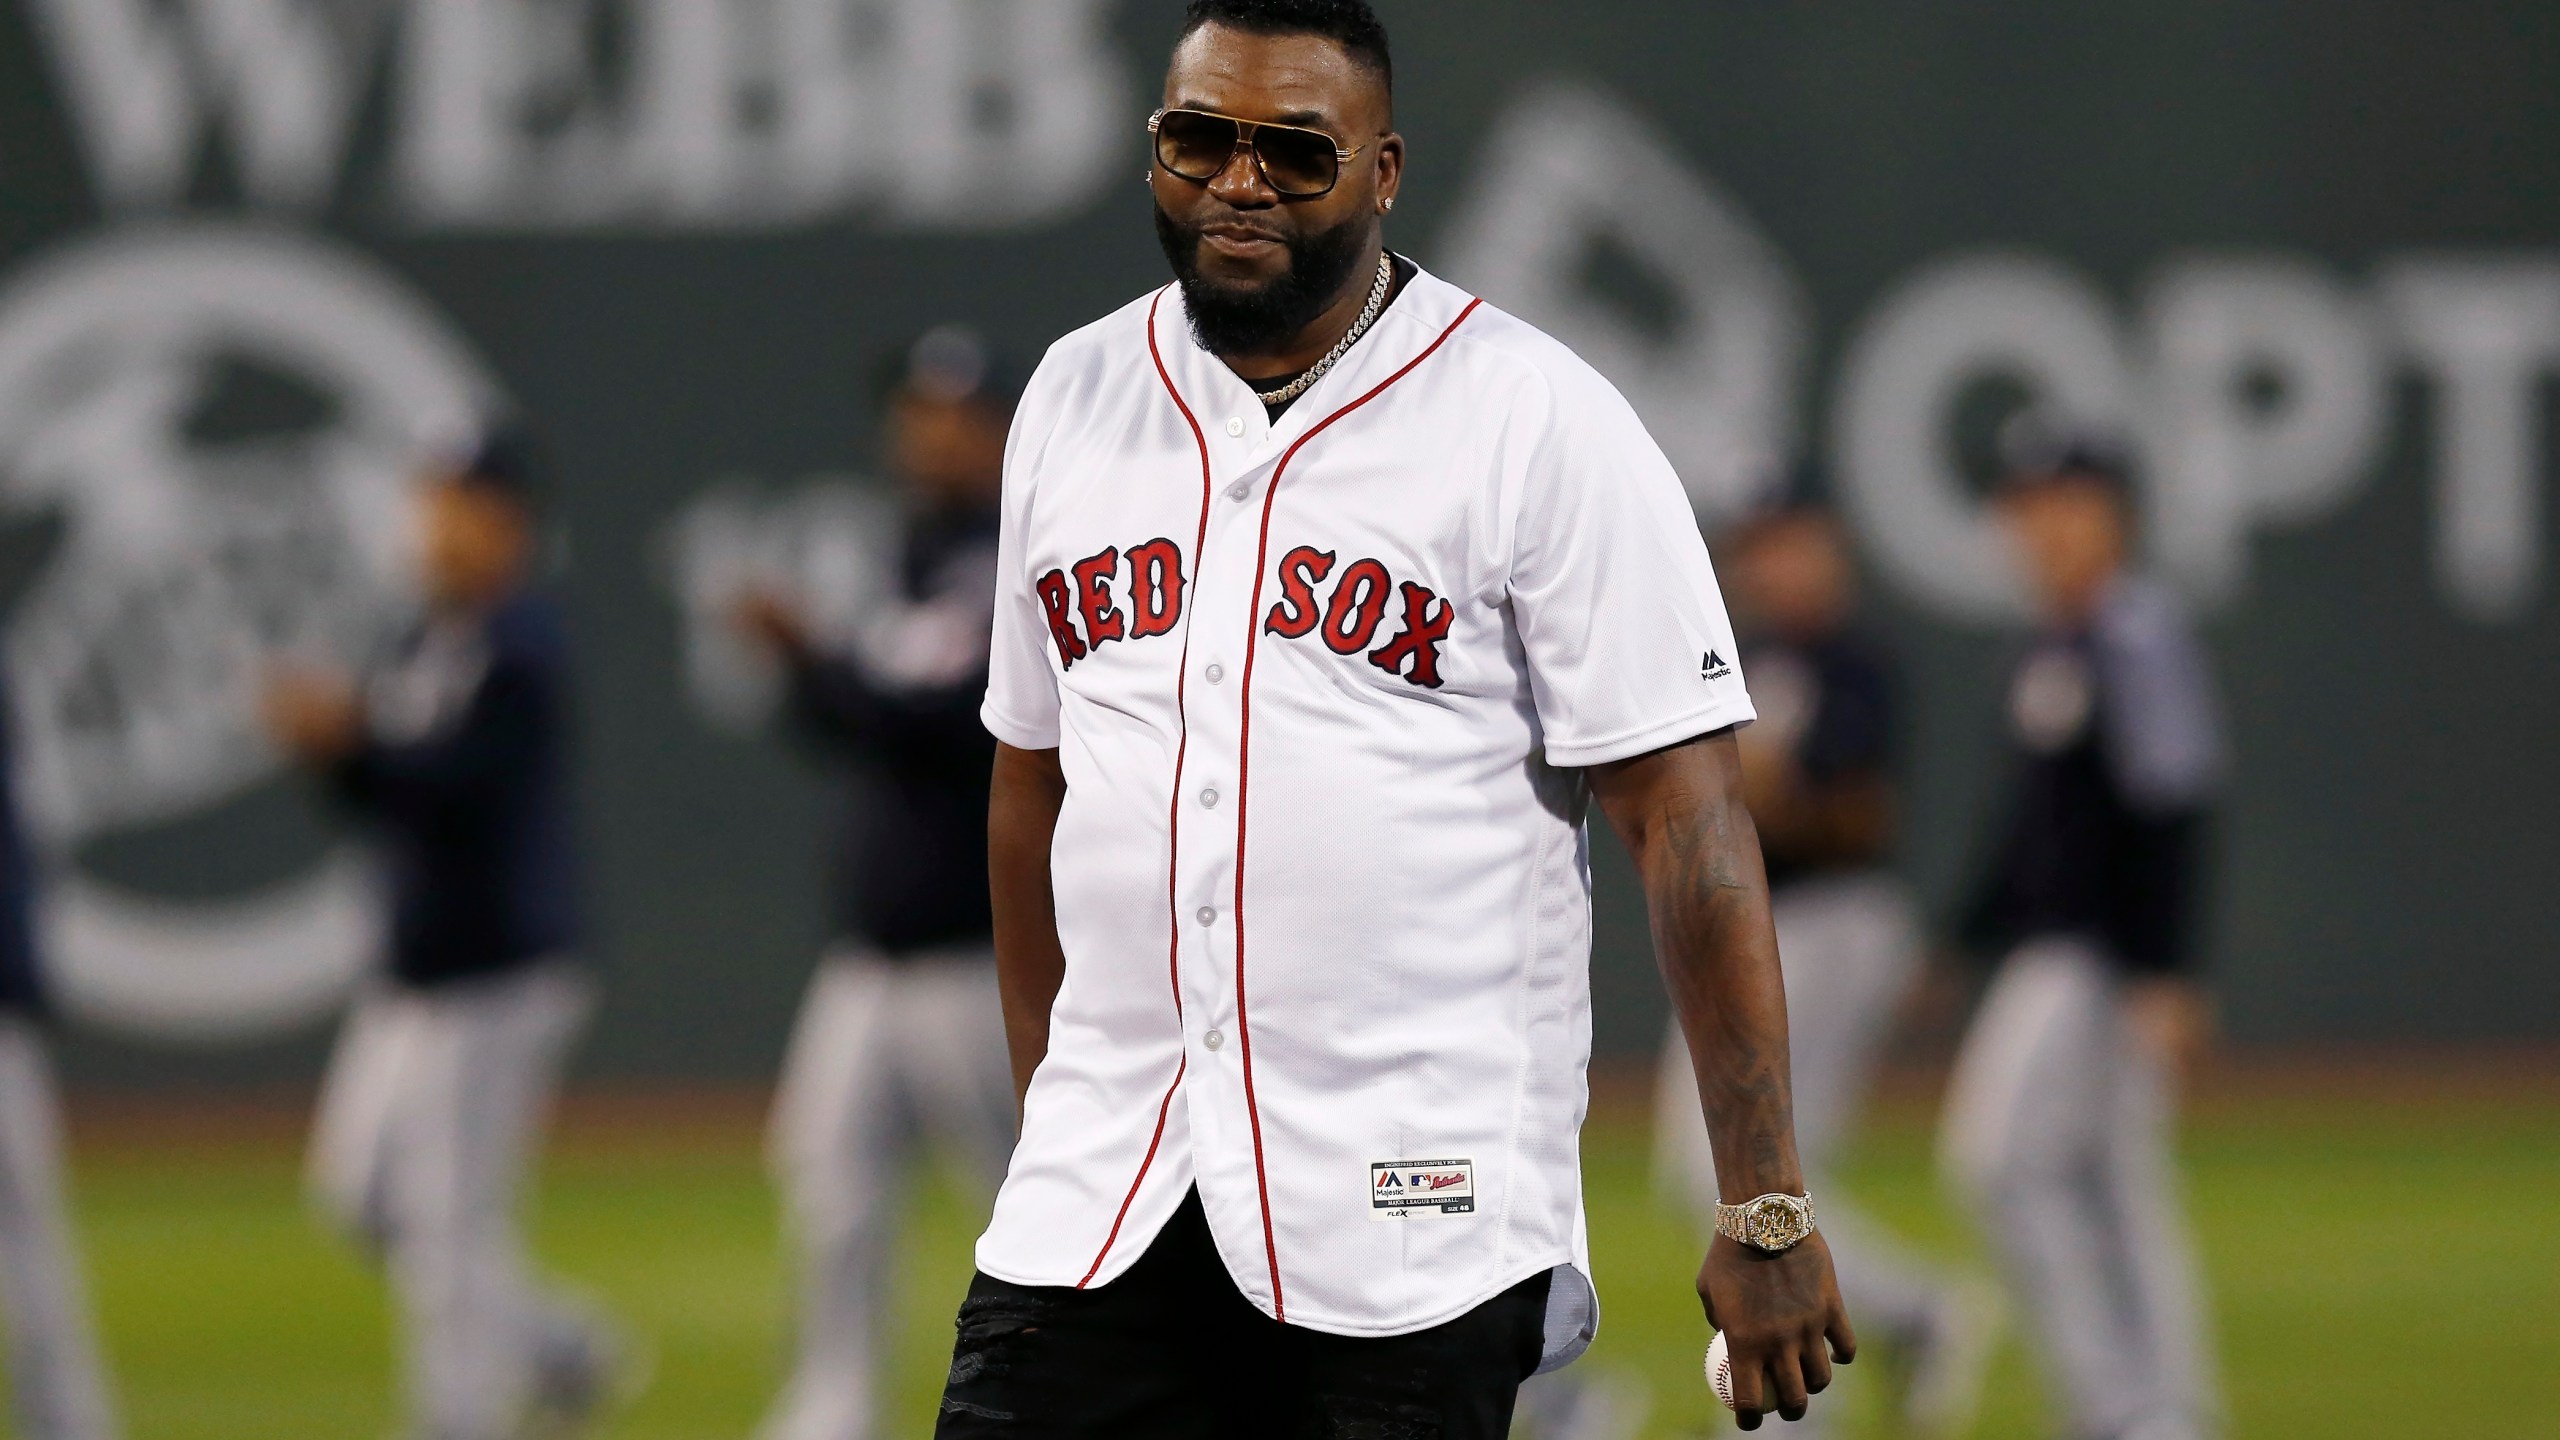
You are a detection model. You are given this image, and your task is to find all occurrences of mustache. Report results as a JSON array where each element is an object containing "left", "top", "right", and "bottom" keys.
[
  {"left": 1166, "top": 207, "right": 1294, "bottom": 251},
  {"left": 1206, "top": 218, "right": 1284, "bottom": 231},
  {"left": 1153, "top": 201, "right": 1371, "bottom": 357}
]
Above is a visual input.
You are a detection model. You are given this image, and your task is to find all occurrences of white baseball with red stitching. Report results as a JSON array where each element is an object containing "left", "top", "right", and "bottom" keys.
[{"left": 1706, "top": 1329, "right": 1736, "bottom": 1410}]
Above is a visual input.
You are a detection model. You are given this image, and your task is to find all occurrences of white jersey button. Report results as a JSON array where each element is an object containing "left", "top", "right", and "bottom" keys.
[
  {"left": 1204, "top": 663, "right": 1225, "bottom": 684},
  {"left": 1225, "top": 416, "right": 1246, "bottom": 437},
  {"left": 1195, "top": 905, "right": 1216, "bottom": 927},
  {"left": 1204, "top": 1029, "right": 1225, "bottom": 1051},
  {"left": 1228, "top": 483, "right": 1249, "bottom": 502},
  {"left": 1200, "top": 787, "right": 1220, "bottom": 808}
]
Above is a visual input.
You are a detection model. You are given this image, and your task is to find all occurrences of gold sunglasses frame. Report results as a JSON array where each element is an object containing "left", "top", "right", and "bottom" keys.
[{"left": 1147, "top": 107, "right": 1370, "bottom": 198}]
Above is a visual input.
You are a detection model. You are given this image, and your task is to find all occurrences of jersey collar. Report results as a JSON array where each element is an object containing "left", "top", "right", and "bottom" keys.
[{"left": 1157, "top": 262, "right": 1478, "bottom": 465}]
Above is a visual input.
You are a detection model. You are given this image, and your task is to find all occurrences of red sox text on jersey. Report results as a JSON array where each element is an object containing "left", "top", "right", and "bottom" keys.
[{"left": 1036, "top": 540, "right": 1454, "bottom": 689}]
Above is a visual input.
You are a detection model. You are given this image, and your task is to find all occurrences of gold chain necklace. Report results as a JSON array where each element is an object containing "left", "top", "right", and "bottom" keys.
[{"left": 1255, "top": 251, "right": 1396, "bottom": 408}]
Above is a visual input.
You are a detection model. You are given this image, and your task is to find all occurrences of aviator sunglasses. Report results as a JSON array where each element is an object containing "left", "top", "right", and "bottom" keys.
[{"left": 1149, "top": 107, "right": 1371, "bottom": 199}]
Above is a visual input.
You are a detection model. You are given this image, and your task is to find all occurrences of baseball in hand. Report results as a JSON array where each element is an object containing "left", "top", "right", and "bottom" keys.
[{"left": 1704, "top": 1329, "right": 1736, "bottom": 1410}]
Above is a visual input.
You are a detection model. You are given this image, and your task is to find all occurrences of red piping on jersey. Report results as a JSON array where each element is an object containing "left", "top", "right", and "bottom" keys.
[
  {"left": 1078, "top": 1058, "right": 1184, "bottom": 1287},
  {"left": 1079, "top": 290, "right": 1219, "bottom": 1288},
  {"left": 1231, "top": 296, "right": 1486, "bottom": 1321}
]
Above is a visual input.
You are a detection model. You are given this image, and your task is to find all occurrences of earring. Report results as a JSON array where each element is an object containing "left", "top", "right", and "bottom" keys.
[{"left": 1381, "top": 197, "right": 1396, "bottom": 213}]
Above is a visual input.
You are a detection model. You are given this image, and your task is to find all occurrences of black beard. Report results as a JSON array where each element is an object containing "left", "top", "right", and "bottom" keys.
[{"left": 1154, "top": 204, "right": 1372, "bottom": 360}]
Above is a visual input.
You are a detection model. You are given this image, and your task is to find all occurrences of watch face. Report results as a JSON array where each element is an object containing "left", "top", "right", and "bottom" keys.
[{"left": 1747, "top": 1196, "right": 1809, "bottom": 1249}]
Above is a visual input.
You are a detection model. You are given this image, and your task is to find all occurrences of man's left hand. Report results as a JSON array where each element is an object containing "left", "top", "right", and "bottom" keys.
[
  {"left": 1699, "top": 1230, "right": 1856, "bottom": 1429},
  {"left": 2124, "top": 976, "right": 2214, "bottom": 1079},
  {"left": 733, "top": 590, "right": 812, "bottom": 661},
  {"left": 263, "top": 666, "right": 366, "bottom": 764}
]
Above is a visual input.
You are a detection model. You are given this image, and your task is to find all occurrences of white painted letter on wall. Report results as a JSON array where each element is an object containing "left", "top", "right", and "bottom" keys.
[
  {"left": 2382, "top": 258, "right": 2560, "bottom": 623},
  {"left": 1832, "top": 253, "right": 2131, "bottom": 622},
  {"left": 2141, "top": 255, "right": 2386, "bottom": 604},
  {"left": 1436, "top": 82, "right": 1810, "bottom": 524}
]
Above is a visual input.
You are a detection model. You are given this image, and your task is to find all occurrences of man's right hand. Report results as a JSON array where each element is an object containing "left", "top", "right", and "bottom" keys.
[
  {"left": 732, "top": 590, "right": 811, "bottom": 660},
  {"left": 2124, "top": 976, "right": 2214, "bottom": 1079},
  {"left": 262, "top": 665, "right": 364, "bottom": 764}
]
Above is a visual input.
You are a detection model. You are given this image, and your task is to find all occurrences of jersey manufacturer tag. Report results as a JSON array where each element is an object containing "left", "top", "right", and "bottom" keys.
[{"left": 1370, "top": 1159, "right": 1475, "bottom": 1220}]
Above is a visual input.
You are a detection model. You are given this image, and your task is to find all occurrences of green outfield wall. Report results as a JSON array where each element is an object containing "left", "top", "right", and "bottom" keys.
[{"left": 0, "top": 0, "right": 2551, "bottom": 1079}]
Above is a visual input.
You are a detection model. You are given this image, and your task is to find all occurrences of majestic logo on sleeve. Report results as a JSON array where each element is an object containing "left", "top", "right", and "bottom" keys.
[
  {"left": 1037, "top": 537, "right": 1185, "bottom": 668},
  {"left": 1263, "top": 545, "right": 1454, "bottom": 689}
]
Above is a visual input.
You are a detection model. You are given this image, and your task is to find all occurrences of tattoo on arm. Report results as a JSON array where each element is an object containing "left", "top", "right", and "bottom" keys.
[{"left": 1594, "top": 734, "right": 1805, "bottom": 1200}]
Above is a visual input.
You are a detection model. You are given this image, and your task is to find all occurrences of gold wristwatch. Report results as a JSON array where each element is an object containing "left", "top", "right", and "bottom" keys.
[{"left": 1715, "top": 1192, "right": 1816, "bottom": 1253}]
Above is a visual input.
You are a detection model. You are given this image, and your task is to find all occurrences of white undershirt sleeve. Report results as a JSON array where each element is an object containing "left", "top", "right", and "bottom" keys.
[{"left": 2094, "top": 579, "right": 2227, "bottom": 814}]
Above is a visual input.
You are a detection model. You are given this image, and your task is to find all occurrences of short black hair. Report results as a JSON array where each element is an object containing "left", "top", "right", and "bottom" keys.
[
  {"left": 1997, "top": 412, "right": 2134, "bottom": 496},
  {"left": 1726, "top": 460, "right": 1845, "bottom": 547},
  {"left": 1180, "top": 0, "right": 1393, "bottom": 96},
  {"left": 450, "top": 420, "right": 542, "bottom": 508},
  {"left": 1763, "top": 457, "right": 1836, "bottom": 517},
  {"left": 876, "top": 324, "right": 1022, "bottom": 412}
]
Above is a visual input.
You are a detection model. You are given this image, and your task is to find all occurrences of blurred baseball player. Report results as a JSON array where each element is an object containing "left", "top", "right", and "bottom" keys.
[
  {"left": 0, "top": 668, "right": 116, "bottom": 1440},
  {"left": 266, "top": 432, "right": 630, "bottom": 1440},
  {"left": 1653, "top": 488, "right": 2001, "bottom": 1440},
  {"left": 936, "top": 3, "right": 1851, "bottom": 1435},
  {"left": 1942, "top": 427, "right": 2225, "bottom": 1440},
  {"left": 734, "top": 329, "right": 1017, "bottom": 1440}
]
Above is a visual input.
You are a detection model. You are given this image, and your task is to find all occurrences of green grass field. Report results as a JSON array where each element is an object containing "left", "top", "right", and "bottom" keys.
[{"left": 57, "top": 1068, "right": 2560, "bottom": 1439}]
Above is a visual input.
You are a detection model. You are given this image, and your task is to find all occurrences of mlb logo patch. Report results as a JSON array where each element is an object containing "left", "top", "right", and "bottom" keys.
[{"left": 1370, "top": 1159, "right": 1475, "bottom": 1220}]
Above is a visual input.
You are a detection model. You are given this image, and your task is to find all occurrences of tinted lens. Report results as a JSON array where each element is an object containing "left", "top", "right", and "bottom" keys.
[
  {"left": 1253, "top": 125, "right": 1340, "bottom": 196},
  {"left": 1155, "top": 110, "right": 1240, "bottom": 181}
]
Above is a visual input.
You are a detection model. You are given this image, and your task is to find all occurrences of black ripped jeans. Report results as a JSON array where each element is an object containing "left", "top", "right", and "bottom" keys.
[{"left": 935, "top": 1189, "right": 1551, "bottom": 1439}]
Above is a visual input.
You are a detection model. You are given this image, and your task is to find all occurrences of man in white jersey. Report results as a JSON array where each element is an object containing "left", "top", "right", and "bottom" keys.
[{"left": 938, "top": 3, "right": 1852, "bottom": 1434}]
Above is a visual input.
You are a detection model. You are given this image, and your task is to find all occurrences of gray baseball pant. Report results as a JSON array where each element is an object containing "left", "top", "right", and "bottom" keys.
[
  {"left": 757, "top": 948, "right": 1016, "bottom": 1440},
  {"left": 1939, "top": 938, "right": 2219, "bottom": 1440},
  {"left": 307, "top": 962, "right": 600, "bottom": 1440},
  {"left": 0, "top": 1018, "right": 115, "bottom": 1440}
]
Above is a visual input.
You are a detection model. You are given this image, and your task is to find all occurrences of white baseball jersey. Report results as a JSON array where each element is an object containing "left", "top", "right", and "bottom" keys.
[{"left": 977, "top": 263, "right": 1753, "bottom": 1368}]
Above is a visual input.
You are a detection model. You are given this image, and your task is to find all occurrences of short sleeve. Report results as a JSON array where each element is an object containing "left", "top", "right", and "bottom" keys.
[
  {"left": 980, "top": 371, "right": 1064, "bottom": 751},
  {"left": 2092, "top": 580, "right": 2225, "bottom": 814},
  {"left": 1505, "top": 368, "right": 1755, "bottom": 768}
]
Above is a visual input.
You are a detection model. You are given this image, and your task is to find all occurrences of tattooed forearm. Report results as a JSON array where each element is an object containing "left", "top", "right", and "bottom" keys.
[
  {"left": 1591, "top": 730, "right": 1807, "bottom": 1201},
  {"left": 1656, "top": 759, "right": 1753, "bottom": 897}
]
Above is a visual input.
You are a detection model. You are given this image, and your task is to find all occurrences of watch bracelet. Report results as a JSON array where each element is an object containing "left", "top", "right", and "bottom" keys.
[{"left": 1713, "top": 1191, "right": 1817, "bottom": 1249}]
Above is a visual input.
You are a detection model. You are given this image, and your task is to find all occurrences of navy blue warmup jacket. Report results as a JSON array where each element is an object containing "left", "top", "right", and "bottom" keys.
[
  {"left": 782, "top": 502, "right": 998, "bottom": 958},
  {"left": 1964, "top": 577, "right": 2226, "bottom": 975},
  {"left": 333, "top": 593, "right": 581, "bottom": 989},
  {"left": 1745, "top": 631, "right": 1899, "bottom": 891}
]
